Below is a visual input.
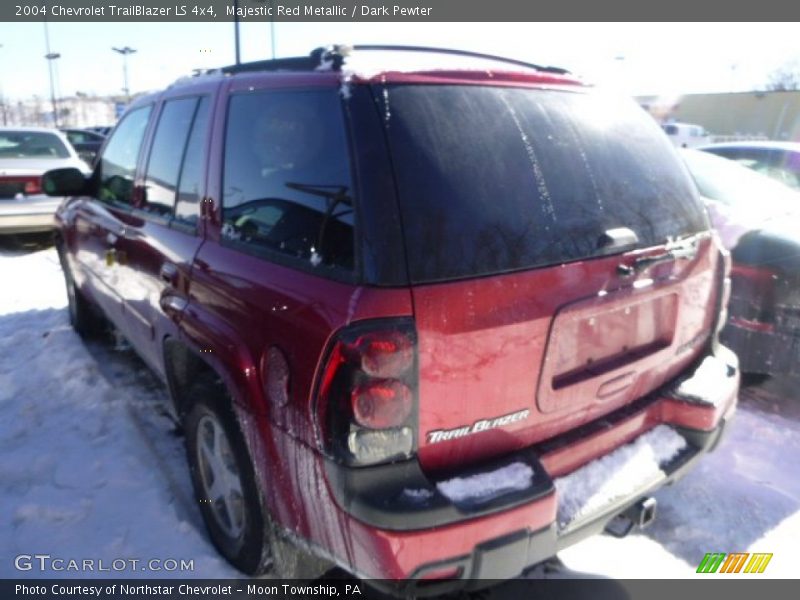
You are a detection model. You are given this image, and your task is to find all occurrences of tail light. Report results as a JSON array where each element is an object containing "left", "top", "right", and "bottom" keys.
[
  {"left": 316, "top": 318, "right": 417, "bottom": 466},
  {"left": 0, "top": 176, "right": 43, "bottom": 196},
  {"left": 23, "top": 178, "right": 43, "bottom": 195}
]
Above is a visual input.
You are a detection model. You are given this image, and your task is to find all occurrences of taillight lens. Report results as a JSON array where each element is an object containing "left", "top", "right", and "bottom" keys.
[
  {"left": 0, "top": 176, "right": 42, "bottom": 196},
  {"left": 356, "top": 331, "right": 413, "bottom": 378},
  {"left": 352, "top": 379, "right": 412, "bottom": 429},
  {"left": 316, "top": 318, "right": 417, "bottom": 466},
  {"left": 24, "top": 178, "right": 42, "bottom": 195}
]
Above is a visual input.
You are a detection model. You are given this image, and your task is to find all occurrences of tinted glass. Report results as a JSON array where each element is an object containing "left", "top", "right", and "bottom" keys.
[
  {"left": 98, "top": 106, "right": 152, "bottom": 206},
  {"left": 222, "top": 90, "right": 355, "bottom": 272},
  {"left": 144, "top": 97, "right": 198, "bottom": 216},
  {"left": 0, "top": 131, "right": 70, "bottom": 159},
  {"left": 383, "top": 86, "right": 707, "bottom": 283},
  {"left": 175, "top": 97, "right": 211, "bottom": 224}
]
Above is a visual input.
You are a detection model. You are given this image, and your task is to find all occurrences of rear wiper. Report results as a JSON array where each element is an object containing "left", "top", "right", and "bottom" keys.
[{"left": 617, "top": 238, "right": 698, "bottom": 277}]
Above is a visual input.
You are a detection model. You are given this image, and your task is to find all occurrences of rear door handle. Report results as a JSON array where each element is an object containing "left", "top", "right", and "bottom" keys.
[{"left": 159, "top": 262, "right": 178, "bottom": 285}]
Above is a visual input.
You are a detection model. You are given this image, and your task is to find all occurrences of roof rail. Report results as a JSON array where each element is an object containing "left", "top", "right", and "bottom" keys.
[
  {"left": 220, "top": 54, "right": 320, "bottom": 74},
  {"left": 218, "top": 45, "right": 569, "bottom": 76},
  {"left": 348, "top": 45, "right": 570, "bottom": 75}
]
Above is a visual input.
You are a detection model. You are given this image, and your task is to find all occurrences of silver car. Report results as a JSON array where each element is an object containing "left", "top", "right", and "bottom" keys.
[{"left": 0, "top": 127, "right": 88, "bottom": 234}]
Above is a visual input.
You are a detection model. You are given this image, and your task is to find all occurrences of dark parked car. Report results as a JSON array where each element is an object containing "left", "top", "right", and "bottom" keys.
[
  {"left": 700, "top": 141, "right": 800, "bottom": 191},
  {"left": 45, "top": 46, "right": 739, "bottom": 592},
  {"left": 61, "top": 128, "right": 106, "bottom": 165},
  {"left": 87, "top": 125, "right": 113, "bottom": 137},
  {"left": 681, "top": 149, "right": 800, "bottom": 376}
]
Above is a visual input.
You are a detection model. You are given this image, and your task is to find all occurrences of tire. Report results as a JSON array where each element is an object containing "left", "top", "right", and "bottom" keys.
[
  {"left": 59, "top": 250, "right": 104, "bottom": 338},
  {"left": 184, "top": 390, "right": 273, "bottom": 576}
]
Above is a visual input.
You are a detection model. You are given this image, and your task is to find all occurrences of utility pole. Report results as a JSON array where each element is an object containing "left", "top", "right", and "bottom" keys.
[
  {"left": 233, "top": 0, "right": 241, "bottom": 65},
  {"left": 0, "top": 43, "right": 7, "bottom": 126},
  {"left": 43, "top": 22, "right": 61, "bottom": 127},
  {"left": 112, "top": 46, "right": 137, "bottom": 102},
  {"left": 270, "top": 1, "right": 276, "bottom": 59}
]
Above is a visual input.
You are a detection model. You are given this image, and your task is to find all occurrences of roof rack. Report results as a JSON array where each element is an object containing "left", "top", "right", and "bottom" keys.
[
  {"left": 347, "top": 45, "right": 570, "bottom": 75},
  {"left": 219, "top": 45, "right": 570, "bottom": 77},
  {"left": 220, "top": 54, "right": 320, "bottom": 74}
]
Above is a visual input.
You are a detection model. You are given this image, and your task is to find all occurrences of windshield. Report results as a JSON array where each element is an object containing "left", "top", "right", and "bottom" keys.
[
  {"left": 381, "top": 85, "right": 707, "bottom": 283},
  {"left": 0, "top": 131, "right": 71, "bottom": 159},
  {"left": 681, "top": 149, "right": 799, "bottom": 213}
]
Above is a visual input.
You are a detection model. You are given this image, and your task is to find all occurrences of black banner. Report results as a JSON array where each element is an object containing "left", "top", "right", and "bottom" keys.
[
  {"left": 3, "top": 0, "right": 800, "bottom": 22},
  {"left": 3, "top": 579, "right": 799, "bottom": 600}
]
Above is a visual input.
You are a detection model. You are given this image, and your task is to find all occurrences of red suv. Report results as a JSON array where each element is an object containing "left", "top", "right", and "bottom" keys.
[{"left": 44, "top": 46, "right": 739, "bottom": 592}]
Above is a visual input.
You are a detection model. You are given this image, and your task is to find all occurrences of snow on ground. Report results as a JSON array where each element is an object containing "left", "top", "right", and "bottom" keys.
[
  {"left": 0, "top": 243, "right": 236, "bottom": 578},
  {"left": 1, "top": 240, "right": 799, "bottom": 582}
]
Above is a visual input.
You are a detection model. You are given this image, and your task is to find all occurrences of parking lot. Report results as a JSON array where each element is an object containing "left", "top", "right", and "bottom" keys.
[{"left": 1, "top": 237, "right": 798, "bottom": 582}]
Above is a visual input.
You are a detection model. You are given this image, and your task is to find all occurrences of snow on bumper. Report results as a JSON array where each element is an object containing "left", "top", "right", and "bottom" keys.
[{"left": 555, "top": 425, "right": 686, "bottom": 530}]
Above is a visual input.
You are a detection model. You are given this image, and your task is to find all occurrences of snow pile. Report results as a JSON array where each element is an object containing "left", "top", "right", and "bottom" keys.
[
  {"left": 436, "top": 462, "right": 533, "bottom": 505},
  {"left": 675, "top": 356, "right": 731, "bottom": 407},
  {"left": 0, "top": 248, "right": 235, "bottom": 578},
  {"left": 555, "top": 425, "right": 687, "bottom": 530}
]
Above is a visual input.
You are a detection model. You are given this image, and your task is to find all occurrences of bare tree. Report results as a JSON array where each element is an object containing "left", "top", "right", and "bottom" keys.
[{"left": 766, "top": 60, "right": 800, "bottom": 91}]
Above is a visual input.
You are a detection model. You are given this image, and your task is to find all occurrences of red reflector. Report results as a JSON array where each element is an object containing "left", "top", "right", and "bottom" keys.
[
  {"left": 352, "top": 380, "right": 412, "bottom": 429},
  {"left": 419, "top": 566, "right": 462, "bottom": 581},
  {"left": 356, "top": 331, "right": 413, "bottom": 378}
]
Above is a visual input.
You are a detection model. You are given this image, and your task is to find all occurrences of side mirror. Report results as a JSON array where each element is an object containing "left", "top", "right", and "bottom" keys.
[{"left": 42, "top": 167, "right": 90, "bottom": 197}]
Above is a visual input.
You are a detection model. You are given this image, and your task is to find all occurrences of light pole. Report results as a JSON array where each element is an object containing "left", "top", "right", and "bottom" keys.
[
  {"left": 112, "top": 46, "right": 137, "bottom": 102},
  {"left": 269, "top": 1, "right": 276, "bottom": 59},
  {"left": 43, "top": 22, "right": 61, "bottom": 127},
  {"left": 0, "top": 43, "right": 7, "bottom": 126},
  {"left": 233, "top": 0, "right": 241, "bottom": 65}
]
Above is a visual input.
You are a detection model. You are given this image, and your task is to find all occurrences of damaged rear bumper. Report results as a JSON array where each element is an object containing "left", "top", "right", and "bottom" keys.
[{"left": 323, "top": 346, "right": 738, "bottom": 593}]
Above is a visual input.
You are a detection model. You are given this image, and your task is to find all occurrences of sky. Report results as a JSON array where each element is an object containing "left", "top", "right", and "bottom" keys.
[{"left": 0, "top": 22, "right": 799, "bottom": 102}]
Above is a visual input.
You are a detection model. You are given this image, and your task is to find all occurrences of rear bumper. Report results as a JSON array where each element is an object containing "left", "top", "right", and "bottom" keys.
[
  {"left": 322, "top": 345, "right": 738, "bottom": 590},
  {"left": 0, "top": 195, "right": 62, "bottom": 234}
]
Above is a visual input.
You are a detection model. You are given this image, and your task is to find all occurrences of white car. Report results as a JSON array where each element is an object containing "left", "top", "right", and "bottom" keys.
[
  {"left": 661, "top": 121, "right": 710, "bottom": 149},
  {"left": 0, "top": 127, "right": 88, "bottom": 234}
]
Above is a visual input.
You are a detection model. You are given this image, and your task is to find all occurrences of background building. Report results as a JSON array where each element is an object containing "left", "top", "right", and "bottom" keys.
[{"left": 639, "top": 90, "right": 800, "bottom": 141}]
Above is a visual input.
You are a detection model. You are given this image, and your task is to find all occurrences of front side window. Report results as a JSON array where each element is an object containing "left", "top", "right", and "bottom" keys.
[
  {"left": 222, "top": 89, "right": 355, "bottom": 272},
  {"left": 98, "top": 106, "right": 152, "bottom": 206}
]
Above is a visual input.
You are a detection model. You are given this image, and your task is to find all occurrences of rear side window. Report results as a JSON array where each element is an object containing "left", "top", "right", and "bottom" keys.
[
  {"left": 383, "top": 86, "right": 707, "bottom": 283},
  {"left": 175, "top": 97, "right": 211, "bottom": 224},
  {"left": 98, "top": 106, "right": 152, "bottom": 206},
  {"left": 221, "top": 89, "right": 355, "bottom": 273},
  {"left": 144, "top": 98, "right": 197, "bottom": 216},
  {"left": 0, "top": 131, "right": 70, "bottom": 159}
]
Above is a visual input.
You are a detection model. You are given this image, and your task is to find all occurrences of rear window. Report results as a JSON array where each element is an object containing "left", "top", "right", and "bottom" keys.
[
  {"left": 0, "top": 131, "right": 70, "bottom": 159},
  {"left": 382, "top": 86, "right": 707, "bottom": 283}
]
